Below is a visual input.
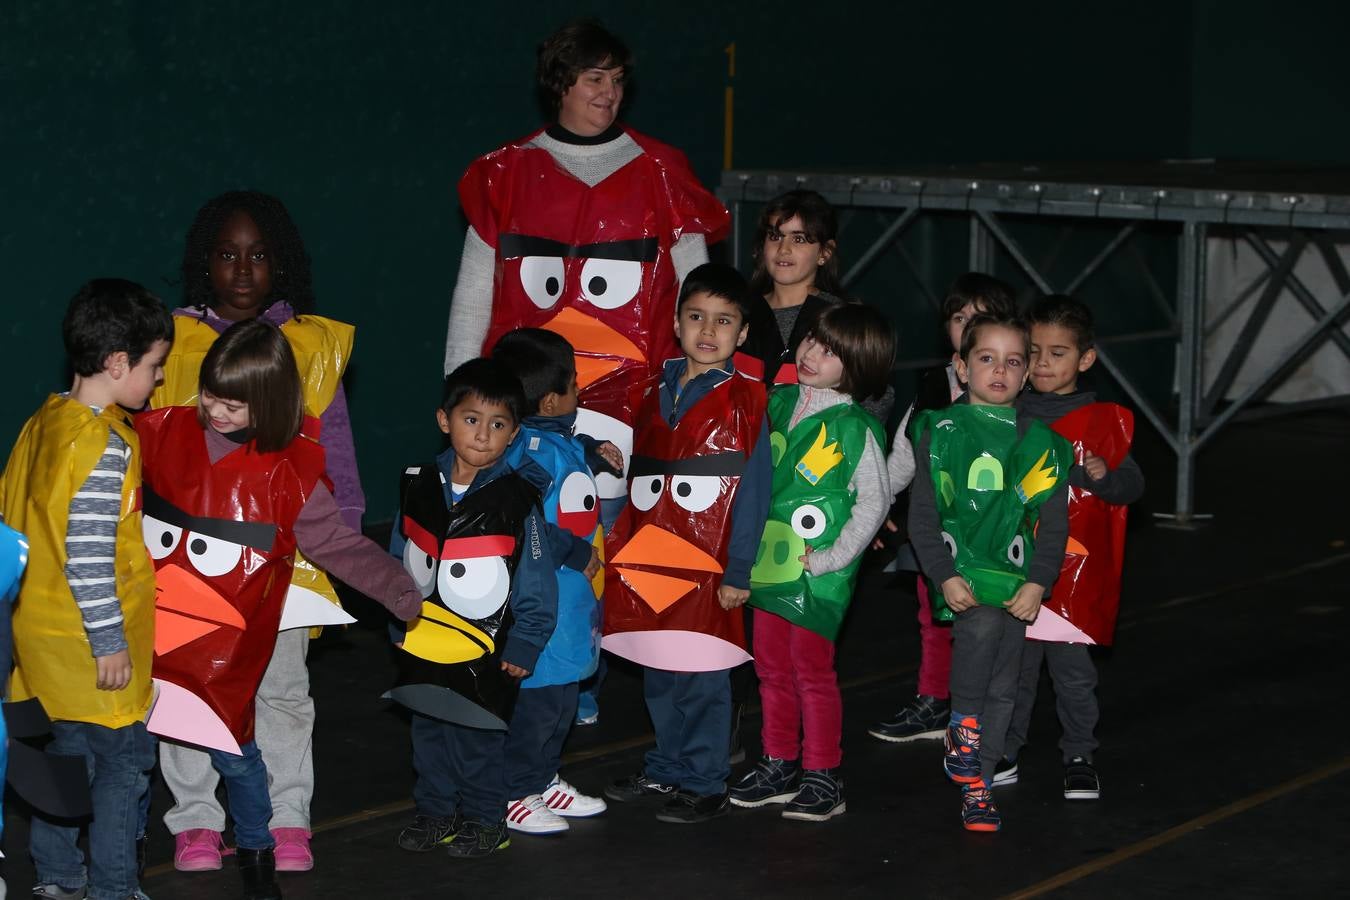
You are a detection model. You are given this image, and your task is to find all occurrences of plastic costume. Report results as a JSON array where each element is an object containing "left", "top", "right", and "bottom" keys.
[
  {"left": 150, "top": 312, "right": 355, "bottom": 616},
  {"left": 505, "top": 424, "right": 603, "bottom": 688},
  {"left": 1029, "top": 403, "right": 1134, "bottom": 646},
  {"left": 602, "top": 371, "right": 766, "bottom": 672},
  {"left": 914, "top": 405, "right": 1073, "bottom": 620},
  {"left": 460, "top": 127, "right": 730, "bottom": 503},
  {"left": 389, "top": 465, "right": 542, "bottom": 730},
  {"left": 1, "top": 397, "right": 155, "bottom": 728},
  {"left": 136, "top": 406, "right": 327, "bottom": 754},
  {"left": 749, "top": 386, "right": 884, "bottom": 640}
]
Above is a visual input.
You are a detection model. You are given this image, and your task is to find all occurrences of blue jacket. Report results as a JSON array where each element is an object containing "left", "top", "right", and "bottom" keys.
[
  {"left": 389, "top": 445, "right": 557, "bottom": 674},
  {"left": 506, "top": 414, "right": 602, "bottom": 687},
  {"left": 658, "top": 358, "right": 772, "bottom": 590}
]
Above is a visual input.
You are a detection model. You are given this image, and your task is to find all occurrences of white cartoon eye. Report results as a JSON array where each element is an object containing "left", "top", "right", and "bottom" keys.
[
  {"left": 670, "top": 475, "right": 722, "bottom": 513},
  {"left": 438, "top": 556, "right": 510, "bottom": 620},
  {"left": 183, "top": 531, "right": 244, "bottom": 578},
  {"left": 942, "top": 531, "right": 959, "bottom": 558},
  {"left": 402, "top": 540, "right": 439, "bottom": 599},
  {"left": 579, "top": 258, "right": 643, "bottom": 310},
  {"left": 1007, "top": 534, "right": 1025, "bottom": 567},
  {"left": 519, "top": 256, "right": 566, "bottom": 309},
  {"left": 143, "top": 515, "right": 182, "bottom": 560},
  {"left": 630, "top": 473, "right": 665, "bottom": 511},
  {"left": 790, "top": 504, "right": 828, "bottom": 540},
  {"left": 559, "top": 471, "right": 598, "bottom": 516}
]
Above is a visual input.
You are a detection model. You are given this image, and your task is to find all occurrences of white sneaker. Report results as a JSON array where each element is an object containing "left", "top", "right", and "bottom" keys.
[
  {"left": 541, "top": 775, "right": 607, "bottom": 818},
  {"left": 505, "top": 795, "right": 569, "bottom": 834}
]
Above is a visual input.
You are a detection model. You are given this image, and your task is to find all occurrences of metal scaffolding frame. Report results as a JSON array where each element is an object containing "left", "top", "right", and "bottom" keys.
[{"left": 719, "top": 166, "right": 1350, "bottom": 525}]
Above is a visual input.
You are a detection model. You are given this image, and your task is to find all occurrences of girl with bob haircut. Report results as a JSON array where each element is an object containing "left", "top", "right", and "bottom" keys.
[{"left": 197, "top": 319, "right": 304, "bottom": 453}]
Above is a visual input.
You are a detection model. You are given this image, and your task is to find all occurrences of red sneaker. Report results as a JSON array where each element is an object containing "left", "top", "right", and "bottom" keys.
[
  {"left": 272, "top": 827, "right": 314, "bottom": 872},
  {"left": 173, "top": 828, "right": 225, "bottom": 871}
]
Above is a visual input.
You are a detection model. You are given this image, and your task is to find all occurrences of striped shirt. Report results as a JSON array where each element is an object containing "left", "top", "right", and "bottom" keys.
[{"left": 64, "top": 414, "right": 129, "bottom": 657}]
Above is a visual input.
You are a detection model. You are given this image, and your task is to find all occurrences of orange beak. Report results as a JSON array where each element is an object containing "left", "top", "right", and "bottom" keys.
[
  {"left": 153, "top": 564, "right": 248, "bottom": 656},
  {"left": 611, "top": 524, "right": 722, "bottom": 614},
  {"left": 542, "top": 307, "right": 646, "bottom": 389}
]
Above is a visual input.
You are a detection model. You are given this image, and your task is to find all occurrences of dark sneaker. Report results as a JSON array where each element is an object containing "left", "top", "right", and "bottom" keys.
[
  {"left": 729, "top": 755, "right": 800, "bottom": 808},
  {"left": 868, "top": 695, "right": 950, "bottom": 743},
  {"left": 781, "top": 769, "right": 845, "bottom": 822},
  {"left": 31, "top": 886, "right": 87, "bottom": 899},
  {"left": 961, "top": 780, "right": 1001, "bottom": 832},
  {"left": 992, "top": 757, "right": 1019, "bottom": 787},
  {"left": 444, "top": 819, "right": 510, "bottom": 859},
  {"left": 397, "top": 813, "right": 459, "bottom": 852},
  {"left": 604, "top": 772, "right": 676, "bottom": 804},
  {"left": 943, "top": 715, "right": 983, "bottom": 784},
  {"left": 654, "top": 790, "right": 729, "bottom": 824},
  {"left": 1063, "top": 757, "right": 1100, "bottom": 800}
]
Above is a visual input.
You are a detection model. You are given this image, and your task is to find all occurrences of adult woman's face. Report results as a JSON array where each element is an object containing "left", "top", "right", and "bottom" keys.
[{"left": 558, "top": 65, "right": 625, "bottom": 137}]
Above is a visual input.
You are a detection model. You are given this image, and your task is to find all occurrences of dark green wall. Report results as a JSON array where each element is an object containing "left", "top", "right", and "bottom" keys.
[{"left": 3, "top": 1, "right": 1347, "bottom": 520}]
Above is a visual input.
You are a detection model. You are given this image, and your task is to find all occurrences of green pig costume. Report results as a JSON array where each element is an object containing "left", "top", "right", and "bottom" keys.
[
  {"left": 912, "top": 404, "right": 1073, "bottom": 621},
  {"left": 749, "top": 385, "right": 885, "bottom": 640}
]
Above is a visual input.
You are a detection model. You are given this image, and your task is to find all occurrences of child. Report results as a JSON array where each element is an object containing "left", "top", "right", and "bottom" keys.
[
  {"left": 490, "top": 329, "right": 608, "bottom": 834},
  {"left": 733, "top": 303, "right": 895, "bottom": 821},
  {"left": 136, "top": 319, "right": 418, "bottom": 899},
  {"left": 1, "top": 279, "right": 171, "bottom": 900},
  {"left": 390, "top": 358, "right": 557, "bottom": 859},
  {"left": 154, "top": 190, "right": 363, "bottom": 873},
  {"left": 869, "top": 273, "right": 1017, "bottom": 743},
  {"left": 908, "top": 312, "right": 1072, "bottom": 832},
  {"left": 601, "top": 263, "right": 771, "bottom": 823},
  {"left": 996, "top": 295, "right": 1144, "bottom": 799}
]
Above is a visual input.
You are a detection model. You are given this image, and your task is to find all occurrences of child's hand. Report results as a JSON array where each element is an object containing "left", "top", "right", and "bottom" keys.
[
  {"left": 595, "top": 441, "right": 624, "bottom": 474},
  {"left": 798, "top": 545, "right": 813, "bottom": 569},
  {"left": 717, "top": 585, "right": 750, "bottom": 610},
  {"left": 583, "top": 546, "right": 602, "bottom": 581},
  {"left": 1005, "top": 583, "right": 1045, "bottom": 622},
  {"left": 870, "top": 518, "right": 899, "bottom": 550},
  {"left": 1082, "top": 451, "right": 1108, "bottom": 482},
  {"left": 501, "top": 661, "right": 530, "bottom": 679},
  {"left": 941, "top": 576, "right": 977, "bottom": 613},
  {"left": 95, "top": 649, "right": 132, "bottom": 691}
]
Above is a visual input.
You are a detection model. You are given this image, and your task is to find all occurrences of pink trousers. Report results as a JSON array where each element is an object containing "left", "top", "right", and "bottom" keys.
[
  {"left": 916, "top": 577, "right": 954, "bottom": 699},
  {"left": 753, "top": 608, "right": 842, "bottom": 770}
]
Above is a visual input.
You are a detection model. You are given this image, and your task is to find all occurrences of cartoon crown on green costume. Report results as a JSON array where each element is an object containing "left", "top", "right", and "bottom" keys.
[
  {"left": 1014, "top": 450, "right": 1058, "bottom": 503},
  {"left": 795, "top": 424, "right": 844, "bottom": 486}
]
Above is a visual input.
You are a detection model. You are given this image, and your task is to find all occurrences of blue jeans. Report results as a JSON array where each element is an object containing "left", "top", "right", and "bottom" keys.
[
  {"left": 31, "top": 720, "right": 154, "bottom": 900},
  {"left": 410, "top": 714, "right": 507, "bottom": 822},
  {"left": 206, "top": 740, "right": 274, "bottom": 850},
  {"left": 643, "top": 668, "right": 732, "bottom": 796}
]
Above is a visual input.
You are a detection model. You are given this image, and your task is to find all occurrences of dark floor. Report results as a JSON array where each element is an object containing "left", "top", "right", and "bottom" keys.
[{"left": 5, "top": 409, "right": 1349, "bottom": 899}]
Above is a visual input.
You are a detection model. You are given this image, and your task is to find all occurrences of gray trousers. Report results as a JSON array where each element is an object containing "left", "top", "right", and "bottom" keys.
[
  {"left": 161, "top": 628, "right": 314, "bottom": 833},
  {"left": 948, "top": 605, "right": 1026, "bottom": 787},
  {"left": 1003, "top": 640, "right": 1099, "bottom": 764}
]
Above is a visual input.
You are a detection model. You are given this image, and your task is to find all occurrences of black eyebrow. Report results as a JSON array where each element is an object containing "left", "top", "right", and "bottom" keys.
[
  {"left": 629, "top": 452, "right": 746, "bottom": 478},
  {"left": 499, "top": 234, "right": 658, "bottom": 262},
  {"left": 143, "top": 487, "right": 277, "bottom": 552}
]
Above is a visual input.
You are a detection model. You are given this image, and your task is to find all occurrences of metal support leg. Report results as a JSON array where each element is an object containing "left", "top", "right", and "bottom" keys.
[
  {"left": 1162, "top": 220, "right": 1209, "bottom": 527},
  {"left": 969, "top": 215, "right": 995, "bottom": 272}
]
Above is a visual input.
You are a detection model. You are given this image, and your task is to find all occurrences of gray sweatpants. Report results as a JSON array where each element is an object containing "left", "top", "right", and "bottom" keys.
[
  {"left": 1003, "top": 640, "right": 1099, "bottom": 764},
  {"left": 948, "top": 605, "right": 1026, "bottom": 787},
  {"left": 161, "top": 628, "right": 314, "bottom": 833}
]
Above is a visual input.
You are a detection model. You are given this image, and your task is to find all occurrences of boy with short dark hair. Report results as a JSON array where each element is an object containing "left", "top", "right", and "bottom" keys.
[
  {"left": 909, "top": 312, "right": 1072, "bottom": 832},
  {"left": 390, "top": 358, "right": 557, "bottom": 859},
  {"left": 602, "top": 263, "right": 772, "bottom": 823},
  {"left": 996, "top": 294, "right": 1144, "bottom": 800},
  {"left": 1, "top": 278, "right": 173, "bottom": 900}
]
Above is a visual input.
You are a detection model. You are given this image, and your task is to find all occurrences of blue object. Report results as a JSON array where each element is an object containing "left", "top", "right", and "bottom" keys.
[{"left": 0, "top": 520, "right": 29, "bottom": 843}]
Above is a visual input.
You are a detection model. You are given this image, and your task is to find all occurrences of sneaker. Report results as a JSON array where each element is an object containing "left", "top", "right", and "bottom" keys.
[
  {"left": 173, "top": 828, "right": 226, "bottom": 872},
  {"left": 541, "top": 775, "right": 607, "bottom": 818},
  {"left": 961, "top": 780, "right": 1001, "bottom": 832},
  {"left": 31, "top": 886, "right": 86, "bottom": 899},
  {"left": 444, "top": 819, "right": 510, "bottom": 859},
  {"left": 729, "top": 755, "right": 800, "bottom": 808},
  {"left": 604, "top": 772, "right": 676, "bottom": 804},
  {"left": 992, "top": 757, "right": 1019, "bottom": 787},
  {"left": 271, "top": 828, "right": 313, "bottom": 872},
  {"left": 574, "top": 692, "right": 599, "bottom": 726},
  {"left": 1064, "top": 757, "right": 1101, "bottom": 800},
  {"left": 654, "top": 790, "right": 729, "bottom": 824},
  {"left": 505, "top": 795, "right": 569, "bottom": 835},
  {"left": 397, "top": 813, "right": 459, "bottom": 852},
  {"left": 868, "top": 695, "right": 950, "bottom": 743},
  {"left": 781, "top": 769, "right": 845, "bottom": 822},
  {"left": 943, "top": 716, "right": 983, "bottom": 784}
]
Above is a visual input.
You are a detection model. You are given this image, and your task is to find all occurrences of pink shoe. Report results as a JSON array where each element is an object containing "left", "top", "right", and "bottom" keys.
[
  {"left": 173, "top": 828, "right": 225, "bottom": 871},
  {"left": 272, "top": 827, "right": 314, "bottom": 872}
]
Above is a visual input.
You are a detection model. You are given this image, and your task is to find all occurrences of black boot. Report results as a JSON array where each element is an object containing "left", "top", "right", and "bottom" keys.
[{"left": 237, "top": 847, "right": 283, "bottom": 900}]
